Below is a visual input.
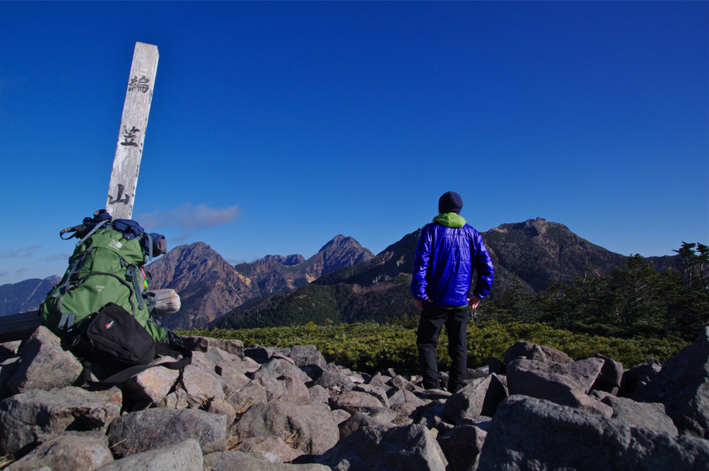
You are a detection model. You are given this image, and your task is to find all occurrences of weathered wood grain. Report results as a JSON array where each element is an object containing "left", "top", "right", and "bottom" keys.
[{"left": 106, "top": 42, "right": 159, "bottom": 220}]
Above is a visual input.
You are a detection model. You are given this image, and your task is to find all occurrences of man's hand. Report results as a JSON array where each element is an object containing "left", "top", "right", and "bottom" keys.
[
  {"left": 468, "top": 295, "right": 482, "bottom": 309},
  {"left": 414, "top": 298, "right": 431, "bottom": 310}
]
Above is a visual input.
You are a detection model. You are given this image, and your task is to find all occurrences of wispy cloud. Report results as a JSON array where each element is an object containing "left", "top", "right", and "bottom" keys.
[
  {"left": 0, "top": 245, "right": 40, "bottom": 259},
  {"left": 40, "top": 253, "right": 72, "bottom": 262},
  {"left": 136, "top": 203, "right": 243, "bottom": 240}
]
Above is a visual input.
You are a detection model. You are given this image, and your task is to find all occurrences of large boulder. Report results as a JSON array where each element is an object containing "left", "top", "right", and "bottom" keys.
[
  {"left": 590, "top": 353, "right": 624, "bottom": 395},
  {"left": 633, "top": 326, "right": 709, "bottom": 438},
  {"left": 0, "top": 386, "right": 121, "bottom": 456},
  {"left": 203, "top": 450, "right": 331, "bottom": 471},
  {"left": 5, "top": 431, "right": 113, "bottom": 471},
  {"left": 620, "top": 358, "right": 662, "bottom": 397},
  {"left": 182, "top": 336, "right": 244, "bottom": 359},
  {"left": 503, "top": 341, "right": 573, "bottom": 365},
  {"left": 96, "top": 439, "right": 203, "bottom": 471},
  {"left": 317, "top": 423, "right": 448, "bottom": 471},
  {"left": 477, "top": 395, "right": 709, "bottom": 471},
  {"left": 506, "top": 357, "right": 604, "bottom": 401},
  {"left": 289, "top": 345, "right": 328, "bottom": 369},
  {"left": 231, "top": 401, "right": 339, "bottom": 455},
  {"left": 107, "top": 408, "right": 227, "bottom": 458},
  {"left": 443, "top": 376, "right": 492, "bottom": 424},
  {"left": 437, "top": 420, "right": 487, "bottom": 471},
  {"left": 592, "top": 391, "right": 678, "bottom": 434},
  {"left": 7, "top": 326, "right": 83, "bottom": 394},
  {"left": 252, "top": 357, "right": 310, "bottom": 384}
]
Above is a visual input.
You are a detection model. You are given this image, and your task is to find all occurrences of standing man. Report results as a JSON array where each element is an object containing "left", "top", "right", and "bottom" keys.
[{"left": 411, "top": 191, "right": 494, "bottom": 393}]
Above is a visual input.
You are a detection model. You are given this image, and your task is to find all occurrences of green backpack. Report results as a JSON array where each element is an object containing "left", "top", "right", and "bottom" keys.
[{"left": 40, "top": 215, "right": 167, "bottom": 343}]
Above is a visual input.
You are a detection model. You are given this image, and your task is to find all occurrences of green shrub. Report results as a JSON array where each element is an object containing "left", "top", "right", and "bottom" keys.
[{"left": 181, "top": 320, "right": 689, "bottom": 374}]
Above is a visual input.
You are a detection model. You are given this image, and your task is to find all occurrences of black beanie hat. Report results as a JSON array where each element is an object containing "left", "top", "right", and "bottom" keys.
[{"left": 438, "top": 191, "right": 463, "bottom": 214}]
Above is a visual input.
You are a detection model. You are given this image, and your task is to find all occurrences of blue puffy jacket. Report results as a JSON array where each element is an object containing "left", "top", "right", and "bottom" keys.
[{"left": 410, "top": 213, "right": 494, "bottom": 308}]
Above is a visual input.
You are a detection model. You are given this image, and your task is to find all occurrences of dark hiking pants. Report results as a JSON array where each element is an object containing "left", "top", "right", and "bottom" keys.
[{"left": 416, "top": 305, "right": 469, "bottom": 393}]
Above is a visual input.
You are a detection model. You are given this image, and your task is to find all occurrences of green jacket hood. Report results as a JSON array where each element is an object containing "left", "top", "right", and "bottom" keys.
[{"left": 433, "top": 212, "right": 466, "bottom": 228}]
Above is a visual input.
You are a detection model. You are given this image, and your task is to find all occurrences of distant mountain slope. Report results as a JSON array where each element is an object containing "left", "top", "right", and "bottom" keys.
[
  {"left": 213, "top": 233, "right": 418, "bottom": 329},
  {"left": 148, "top": 235, "right": 374, "bottom": 329},
  {"left": 213, "top": 218, "right": 682, "bottom": 330},
  {"left": 482, "top": 218, "right": 626, "bottom": 293},
  {"left": 0, "top": 276, "right": 60, "bottom": 316},
  {"left": 234, "top": 235, "right": 374, "bottom": 298},
  {"left": 147, "top": 242, "right": 261, "bottom": 330}
]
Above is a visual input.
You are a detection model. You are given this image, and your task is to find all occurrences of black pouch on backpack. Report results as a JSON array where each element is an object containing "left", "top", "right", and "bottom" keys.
[{"left": 72, "top": 302, "right": 156, "bottom": 370}]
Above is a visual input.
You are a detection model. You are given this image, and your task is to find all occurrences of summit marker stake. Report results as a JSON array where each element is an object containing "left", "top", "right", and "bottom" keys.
[{"left": 105, "top": 42, "right": 159, "bottom": 220}]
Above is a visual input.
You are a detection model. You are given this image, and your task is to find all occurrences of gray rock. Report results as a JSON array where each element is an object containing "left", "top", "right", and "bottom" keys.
[
  {"left": 244, "top": 346, "right": 283, "bottom": 364},
  {"left": 259, "top": 376, "right": 288, "bottom": 402},
  {"left": 216, "top": 357, "right": 260, "bottom": 376},
  {"left": 206, "top": 346, "right": 242, "bottom": 363},
  {"left": 412, "top": 401, "right": 448, "bottom": 433},
  {"left": 7, "top": 326, "right": 83, "bottom": 394},
  {"left": 389, "top": 375, "right": 420, "bottom": 392},
  {"left": 122, "top": 366, "right": 180, "bottom": 404},
  {"left": 158, "top": 388, "right": 189, "bottom": 410},
  {"left": 252, "top": 357, "right": 309, "bottom": 384},
  {"left": 0, "top": 340, "right": 21, "bottom": 360},
  {"left": 437, "top": 422, "right": 486, "bottom": 471},
  {"left": 215, "top": 362, "right": 251, "bottom": 391},
  {"left": 0, "top": 356, "right": 20, "bottom": 400},
  {"left": 310, "top": 367, "right": 353, "bottom": 390},
  {"left": 227, "top": 379, "right": 269, "bottom": 412},
  {"left": 502, "top": 341, "right": 547, "bottom": 363},
  {"left": 591, "top": 353, "right": 624, "bottom": 395},
  {"left": 289, "top": 345, "right": 328, "bottom": 369},
  {"left": 593, "top": 391, "right": 678, "bottom": 434},
  {"left": 330, "top": 409, "right": 352, "bottom": 425},
  {"left": 620, "top": 358, "right": 662, "bottom": 397},
  {"left": 281, "top": 373, "right": 310, "bottom": 402},
  {"left": 181, "top": 364, "right": 226, "bottom": 406},
  {"left": 352, "top": 384, "right": 390, "bottom": 408},
  {"left": 633, "top": 326, "right": 709, "bottom": 438},
  {"left": 507, "top": 357, "right": 604, "bottom": 401},
  {"left": 365, "top": 372, "right": 389, "bottom": 389},
  {"left": 443, "top": 376, "right": 492, "bottom": 424},
  {"left": 481, "top": 373, "right": 508, "bottom": 417},
  {"left": 208, "top": 400, "right": 237, "bottom": 426},
  {"left": 231, "top": 401, "right": 339, "bottom": 455},
  {"left": 488, "top": 356, "right": 505, "bottom": 375},
  {"left": 330, "top": 391, "right": 387, "bottom": 414},
  {"left": 96, "top": 439, "right": 203, "bottom": 471},
  {"left": 107, "top": 408, "right": 227, "bottom": 458},
  {"left": 236, "top": 435, "right": 304, "bottom": 463},
  {"left": 388, "top": 389, "right": 426, "bottom": 408},
  {"left": 552, "top": 389, "right": 614, "bottom": 418},
  {"left": 339, "top": 412, "right": 390, "bottom": 438},
  {"left": 476, "top": 395, "right": 709, "bottom": 471},
  {"left": 317, "top": 423, "right": 448, "bottom": 471},
  {"left": 390, "top": 402, "right": 419, "bottom": 425},
  {"left": 6, "top": 431, "right": 113, "bottom": 471},
  {"left": 307, "top": 385, "right": 330, "bottom": 403},
  {"left": 182, "top": 336, "right": 244, "bottom": 359},
  {"left": 204, "top": 450, "right": 331, "bottom": 471},
  {"left": 189, "top": 350, "right": 218, "bottom": 372},
  {"left": 0, "top": 386, "right": 122, "bottom": 456},
  {"left": 368, "top": 406, "right": 397, "bottom": 424}
]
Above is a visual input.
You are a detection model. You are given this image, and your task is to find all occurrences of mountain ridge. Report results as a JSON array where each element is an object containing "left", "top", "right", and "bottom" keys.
[
  {"left": 147, "top": 234, "right": 374, "bottom": 329},
  {"left": 213, "top": 218, "right": 683, "bottom": 329}
]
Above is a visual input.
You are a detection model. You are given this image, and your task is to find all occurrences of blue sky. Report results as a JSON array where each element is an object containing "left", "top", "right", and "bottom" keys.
[{"left": 1, "top": 1, "right": 707, "bottom": 285}]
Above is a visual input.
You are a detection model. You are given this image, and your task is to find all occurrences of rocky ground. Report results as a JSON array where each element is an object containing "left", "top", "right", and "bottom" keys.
[{"left": 0, "top": 325, "right": 708, "bottom": 470}]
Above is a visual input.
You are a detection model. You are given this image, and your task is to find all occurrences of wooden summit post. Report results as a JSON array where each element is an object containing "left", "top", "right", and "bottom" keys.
[{"left": 106, "top": 42, "right": 159, "bottom": 220}]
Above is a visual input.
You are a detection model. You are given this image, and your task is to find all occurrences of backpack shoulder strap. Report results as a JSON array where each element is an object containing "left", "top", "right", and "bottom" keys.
[{"left": 85, "top": 344, "right": 192, "bottom": 389}]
